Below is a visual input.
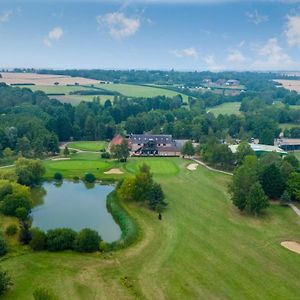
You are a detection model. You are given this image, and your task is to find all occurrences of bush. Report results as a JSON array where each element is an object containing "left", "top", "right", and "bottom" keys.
[
  {"left": 30, "top": 228, "right": 47, "bottom": 251},
  {"left": 101, "top": 152, "right": 111, "bottom": 159},
  {"left": 74, "top": 228, "right": 101, "bottom": 252},
  {"left": 99, "top": 240, "right": 108, "bottom": 252},
  {"left": 19, "top": 221, "right": 32, "bottom": 245},
  {"left": 15, "top": 207, "right": 29, "bottom": 221},
  {"left": 33, "top": 286, "right": 58, "bottom": 300},
  {"left": 46, "top": 228, "right": 77, "bottom": 251},
  {"left": 1, "top": 193, "right": 31, "bottom": 217},
  {"left": 5, "top": 224, "right": 18, "bottom": 236},
  {"left": 0, "top": 238, "right": 7, "bottom": 256},
  {"left": 54, "top": 172, "right": 63, "bottom": 181},
  {"left": 84, "top": 173, "right": 96, "bottom": 183},
  {"left": 0, "top": 269, "right": 13, "bottom": 296},
  {"left": 73, "top": 176, "right": 80, "bottom": 181}
]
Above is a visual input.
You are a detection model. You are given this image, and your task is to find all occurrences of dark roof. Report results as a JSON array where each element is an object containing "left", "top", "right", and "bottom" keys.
[{"left": 129, "top": 134, "right": 173, "bottom": 144}]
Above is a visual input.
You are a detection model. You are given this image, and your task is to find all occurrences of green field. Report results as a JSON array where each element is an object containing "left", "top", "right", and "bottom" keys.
[
  {"left": 67, "top": 141, "right": 108, "bottom": 152},
  {"left": 293, "top": 151, "right": 300, "bottom": 161},
  {"left": 208, "top": 102, "right": 241, "bottom": 116},
  {"left": 94, "top": 83, "right": 190, "bottom": 102},
  {"left": 1, "top": 157, "right": 300, "bottom": 299},
  {"left": 279, "top": 123, "right": 300, "bottom": 130}
]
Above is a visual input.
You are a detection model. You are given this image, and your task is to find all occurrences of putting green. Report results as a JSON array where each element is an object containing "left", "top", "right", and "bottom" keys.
[{"left": 67, "top": 141, "right": 108, "bottom": 152}]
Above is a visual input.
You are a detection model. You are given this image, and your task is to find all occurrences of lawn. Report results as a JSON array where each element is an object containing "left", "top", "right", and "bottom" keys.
[
  {"left": 293, "top": 151, "right": 300, "bottom": 161},
  {"left": 95, "top": 83, "right": 190, "bottom": 103},
  {"left": 1, "top": 158, "right": 300, "bottom": 299},
  {"left": 279, "top": 123, "right": 300, "bottom": 130},
  {"left": 66, "top": 141, "right": 108, "bottom": 152},
  {"left": 208, "top": 102, "right": 241, "bottom": 116}
]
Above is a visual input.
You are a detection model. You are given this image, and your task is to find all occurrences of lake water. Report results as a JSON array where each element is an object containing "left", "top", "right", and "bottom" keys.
[{"left": 31, "top": 181, "right": 121, "bottom": 242}]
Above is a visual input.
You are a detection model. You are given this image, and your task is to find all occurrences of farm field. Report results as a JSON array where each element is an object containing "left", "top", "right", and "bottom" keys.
[
  {"left": 275, "top": 79, "right": 300, "bottom": 93},
  {"left": 66, "top": 141, "right": 108, "bottom": 152},
  {"left": 94, "top": 83, "right": 190, "bottom": 102},
  {"left": 208, "top": 102, "right": 241, "bottom": 116},
  {"left": 1, "top": 157, "right": 300, "bottom": 299},
  {"left": 0, "top": 72, "right": 99, "bottom": 86}
]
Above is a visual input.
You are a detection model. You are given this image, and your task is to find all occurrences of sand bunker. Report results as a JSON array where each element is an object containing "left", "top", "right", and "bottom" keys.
[
  {"left": 281, "top": 241, "right": 300, "bottom": 255},
  {"left": 187, "top": 163, "right": 199, "bottom": 171},
  {"left": 104, "top": 168, "right": 124, "bottom": 175},
  {"left": 51, "top": 157, "right": 71, "bottom": 161}
]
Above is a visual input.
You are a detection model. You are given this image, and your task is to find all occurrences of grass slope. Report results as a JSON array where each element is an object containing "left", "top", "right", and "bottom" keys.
[
  {"left": 1, "top": 158, "right": 300, "bottom": 299},
  {"left": 208, "top": 102, "right": 241, "bottom": 116},
  {"left": 66, "top": 141, "right": 108, "bottom": 152}
]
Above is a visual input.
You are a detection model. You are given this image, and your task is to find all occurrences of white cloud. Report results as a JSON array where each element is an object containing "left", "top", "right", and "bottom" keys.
[
  {"left": 254, "top": 38, "right": 292, "bottom": 69},
  {"left": 203, "top": 55, "right": 223, "bottom": 71},
  {"left": 246, "top": 10, "right": 268, "bottom": 25},
  {"left": 227, "top": 49, "right": 246, "bottom": 63},
  {"left": 97, "top": 12, "right": 140, "bottom": 40},
  {"left": 0, "top": 10, "right": 12, "bottom": 23},
  {"left": 43, "top": 27, "right": 64, "bottom": 47},
  {"left": 170, "top": 47, "right": 199, "bottom": 59},
  {"left": 285, "top": 15, "right": 300, "bottom": 46}
]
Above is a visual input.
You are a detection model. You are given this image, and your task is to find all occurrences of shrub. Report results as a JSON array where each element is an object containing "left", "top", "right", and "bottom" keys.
[
  {"left": 54, "top": 172, "right": 63, "bottom": 181},
  {"left": 15, "top": 207, "right": 29, "bottom": 221},
  {"left": 33, "top": 286, "right": 58, "bottom": 300},
  {"left": 5, "top": 224, "right": 18, "bottom": 236},
  {"left": 74, "top": 228, "right": 101, "bottom": 252},
  {"left": 19, "top": 221, "right": 32, "bottom": 245},
  {"left": 30, "top": 228, "right": 46, "bottom": 251},
  {"left": 0, "top": 269, "right": 13, "bottom": 296},
  {"left": 101, "top": 152, "right": 111, "bottom": 159},
  {"left": 84, "top": 173, "right": 96, "bottom": 183},
  {"left": 99, "top": 240, "right": 108, "bottom": 252},
  {"left": 0, "top": 238, "right": 7, "bottom": 256},
  {"left": 1, "top": 193, "right": 31, "bottom": 217},
  {"left": 46, "top": 228, "right": 77, "bottom": 251},
  {"left": 73, "top": 176, "right": 80, "bottom": 181}
]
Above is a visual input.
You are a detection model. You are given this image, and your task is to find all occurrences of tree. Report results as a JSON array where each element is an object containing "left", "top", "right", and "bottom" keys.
[
  {"left": 287, "top": 172, "right": 300, "bottom": 201},
  {"left": 260, "top": 164, "right": 284, "bottom": 199},
  {"left": 0, "top": 238, "right": 7, "bottom": 256},
  {"left": 181, "top": 140, "right": 195, "bottom": 157},
  {"left": 3, "top": 147, "right": 13, "bottom": 159},
  {"left": 84, "top": 173, "right": 96, "bottom": 183},
  {"left": 280, "top": 190, "right": 291, "bottom": 206},
  {"left": 30, "top": 228, "right": 47, "bottom": 251},
  {"left": 117, "top": 177, "right": 136, "bottom": 202},
  {"left": 229, "top": 155, "right": 258, "bottom": 211},
  {"left": 54, "top": 172, "right": 63, "bottom": 181},
  {"left": 63, "top": 146, "right": 70, "bottom": 156},
  {"left": 19, "top": 221, "right": 32, "bottom": 245},
  {"left": 74, "top": 228, "right": 101, "bottom": 252},
  {"left": 15, "top": 158, "right": 45, "bottom": 186},
  {"left": 246, "top": 182, "right": 269, "bottom": 215},
  {"left": 236, "top": 141, "right": 255, "bottom": 165},
  {"left": 284, "top": 154, "right": 299, "bottom": 170},
  {"left": 0, "top": 269, "right": 13, "bottom": 296},
  {"left": 5, "top": 224, "right": 17, "bottom": 236},
  {"left": 1, "top": 193, "right": 32, "bottom": 218},
  {"left": 111, "top": 139, "right": 129, "bottom": 162},
  {"left": 149, "top": 182, "right": 166, "bottom": 211},
  {"left": 15, "top": 207, "right": 29, "bottom": 221}
]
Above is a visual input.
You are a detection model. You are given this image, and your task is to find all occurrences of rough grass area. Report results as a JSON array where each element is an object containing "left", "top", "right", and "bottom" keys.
[
  {"left": 208, "top": 102, "right": 241, "bottom": 116},
  {"left": 94, "top": 83, "right": 189, "bottom": 102},
  {"left": 293, "top": 151, "right": 300, "bottom": 161},
  {"left": 1, "top": 158, "right": 300, "bottom": 299},
  {"left": 66, "top": 141, "right": 108, "bottom": 152}
]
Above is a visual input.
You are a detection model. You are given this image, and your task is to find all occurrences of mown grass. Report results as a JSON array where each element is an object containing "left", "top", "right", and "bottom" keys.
[
  {"left": 67, "top": 141, "right": 108, "bottom": 152},
  {"left": 1, "top": 158, "right": 300, "bottom": 299},
  {"left": 208, "top": 102, "right": 241, "bottom": 116},
  {"left": 94, "top": 83, "right": 190, "bottom": 102}
]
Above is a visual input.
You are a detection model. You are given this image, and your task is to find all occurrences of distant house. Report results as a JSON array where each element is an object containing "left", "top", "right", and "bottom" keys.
[
  {"left": 128, "top": 134, "right": 180, "bottom": 156},
  {"left": 226, "top": 79, "right": 240, "bottom": 86},
  {"left": 229, "top": 143, "right": 287, "bottom": 156},
  {"left": 108, "top": 134, "right": 124, "bottom": 152},
  {"left": 275, "top": 138, "right": 300, "bottom": 151}
]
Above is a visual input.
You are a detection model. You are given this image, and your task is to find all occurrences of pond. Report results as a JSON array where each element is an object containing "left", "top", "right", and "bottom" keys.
[{"left": 30, "top": 181, "right": 121, "bottom": 243}]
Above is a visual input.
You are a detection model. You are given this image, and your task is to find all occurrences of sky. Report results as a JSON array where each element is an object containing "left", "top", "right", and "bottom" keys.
[{"left": 0, "top": 0, "right": 300, "bottom": 71}]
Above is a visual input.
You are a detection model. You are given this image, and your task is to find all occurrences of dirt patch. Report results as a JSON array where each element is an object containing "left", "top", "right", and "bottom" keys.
[
  {"left": 275, "top": 80, "right": 300, "bottom": 93},
  {"left": 187, "top": 163, "right": 199, "bottom": 171},
  {"left": 104, "top": 168, "right": 124, "bottom": 175},
  {"left": 0, "top": 72, "right": 100, "bottom": 86},
  {"left": 281, "top": 241, "right": 300, "bottom": 255},
  {"left": 51, "top": 157, "right": 71, "bottom": 161}
]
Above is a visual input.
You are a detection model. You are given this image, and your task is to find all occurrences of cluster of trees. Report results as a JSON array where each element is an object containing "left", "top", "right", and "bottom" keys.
[
  {"left": 117, "top": 164, "right": 166, "bottom": 212},
  {"left": 229, "top": 143, "right": 300, "bottom": 215}
]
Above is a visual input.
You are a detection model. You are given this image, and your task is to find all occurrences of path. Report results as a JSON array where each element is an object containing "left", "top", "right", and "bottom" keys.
[
  {"left": 289, "top": 204, "right": 300, "bottom": 217},
  {"left": 192, "top": 158, "right": 233, "bottom": 176},
  {"left": 0, "top": 164, "right": 14, "bottom": 169}
]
